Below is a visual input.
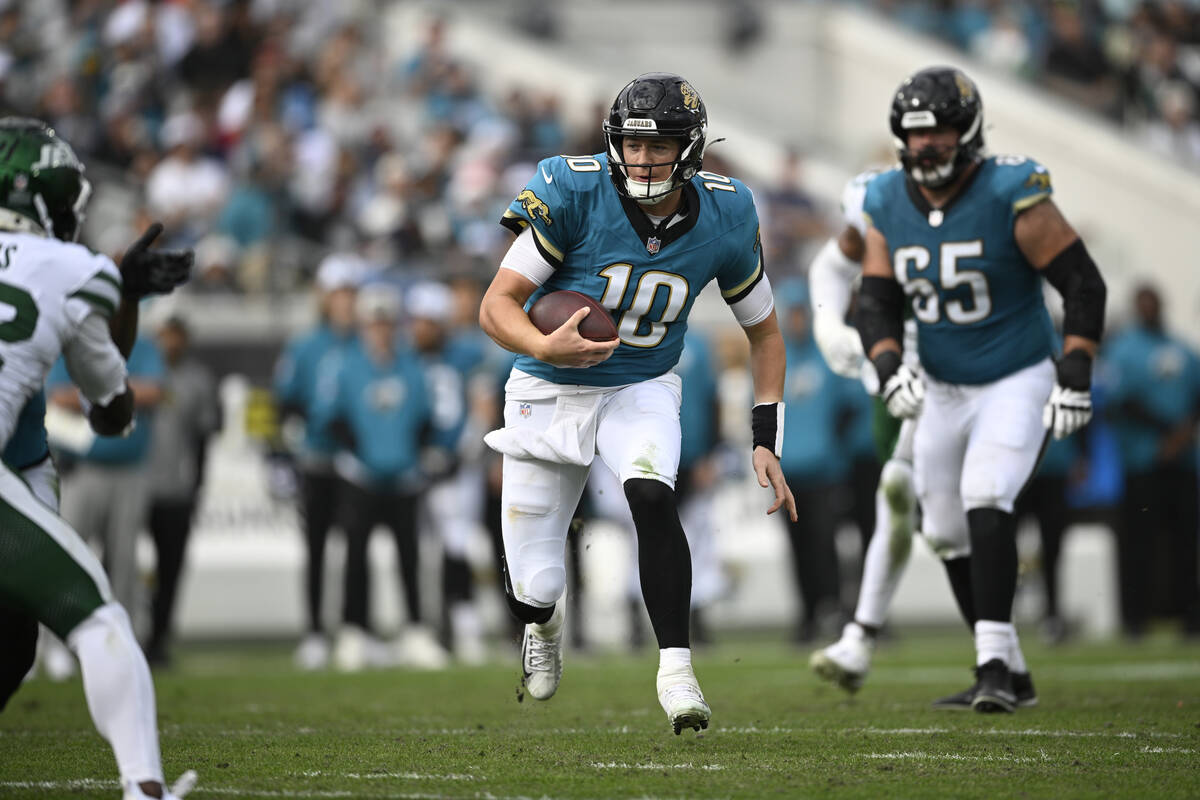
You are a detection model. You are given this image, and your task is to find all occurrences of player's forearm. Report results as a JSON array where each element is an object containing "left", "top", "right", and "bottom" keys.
[
  {"left": 746, "top": 320, "right": 786, "bottom": 403},
  {"left": 479, "top": 292, "right": 546, "bottom": 360},
  {"left": 108, "top": 296, "right": 138, "bottom": 360}
]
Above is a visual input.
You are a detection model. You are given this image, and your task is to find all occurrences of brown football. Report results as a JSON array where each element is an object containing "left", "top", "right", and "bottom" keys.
[{"left": 528, "top": 290, "right": 619, "bottom": 342}]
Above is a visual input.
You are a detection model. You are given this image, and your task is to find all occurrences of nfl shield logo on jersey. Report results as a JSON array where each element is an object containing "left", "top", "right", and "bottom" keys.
[
  {"left": 646, "top": 236, "right": 661, "bottom": 255},
  {"left": 519, "top": 402, "right": 532, "bottom": 418}
]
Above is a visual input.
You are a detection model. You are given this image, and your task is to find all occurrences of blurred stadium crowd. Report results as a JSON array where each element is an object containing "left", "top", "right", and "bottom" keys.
[
  {"left": 5, "top": 1, "right": 1198, "bottom": 676},
  {"left": 867, "top": 0, "right": 1200, "bottom": 166}
]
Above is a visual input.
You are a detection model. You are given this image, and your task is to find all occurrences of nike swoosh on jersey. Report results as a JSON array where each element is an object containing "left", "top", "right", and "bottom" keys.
[{"left": 542, "top": 168, "right": 553, "bottom": 184}]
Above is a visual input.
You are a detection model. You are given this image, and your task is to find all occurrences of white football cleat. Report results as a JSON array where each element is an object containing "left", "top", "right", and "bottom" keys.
[
  {"left": 293, "top": 633, "right": 329, "bottom": 671},
  {"left": 450, "top": 602, "right": 489, "bottom": 666},
  {"left": 333, "top": 626, "right": 370, "bottom": 673},
  {"left": 810, "top": 622, "right": 874, "bottom": 693},
  {"left": 42, "top": 635, "right": 76, "bottom": 682},
  {"left": 521, "top": 601, "right": 564, "bottom": 701},
  {"left": 657, "top": 668, "right": 711, "bottom": 735},
  {"left": 123, "top": 769, "right": 197, "bottom": 800},
  {"left": 396, "top": 625, "right": 451, "bottom": 670}
]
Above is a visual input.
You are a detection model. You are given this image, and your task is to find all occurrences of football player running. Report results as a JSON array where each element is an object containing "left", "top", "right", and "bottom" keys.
[
  {"left": 480, "top": 73, "right": 797, "bottom": 735},
  {"left": 0, "top": 118, "right": 195, "bottom": 797},
  {"left": 806, "top": 169, "right": 1037, "bottom": 704},
  {"left": 806, "top": 168, "right": 920, "bottom": 694},
  {"left": 856, "top": 67, "right": 1105, "bottom": 712}
]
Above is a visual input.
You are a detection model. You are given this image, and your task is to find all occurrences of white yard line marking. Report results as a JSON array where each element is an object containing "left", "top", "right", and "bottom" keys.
[
  {"left": 590, "top": 762, "right": 725, "bottom": 770},
  {"left": 0, "top": 783, "right": 622, "bottom": 800},
  {"left": 1140, "top": 746, "right": 1196, "bottom": 754},
  {"left": 0, "top": 782, "right": 470, "bottom": 800},
  {"left": 873, "top": 660, "right": 1200, "bottom": 684},
  {"left": 863, "top": 751, "right": 1049, "bottom": 763},
  {"left": 722, "top": 726, "right": 1184, "bottom": 739},
  {"left": 297, "top": 771, "right": 478, "bottom": 781}
]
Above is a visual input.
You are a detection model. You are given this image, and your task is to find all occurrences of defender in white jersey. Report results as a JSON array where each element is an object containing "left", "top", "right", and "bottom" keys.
[
  {"left": 0, "top": 119, "right": 194, "bottom": 799},
  {"left": 806, "top": 170, "right": 1036, "bottom": 706}
]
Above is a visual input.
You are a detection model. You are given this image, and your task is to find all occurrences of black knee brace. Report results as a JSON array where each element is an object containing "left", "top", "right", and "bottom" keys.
[{"left": 500, "top": 554, "right": 554, "bottom": 626}]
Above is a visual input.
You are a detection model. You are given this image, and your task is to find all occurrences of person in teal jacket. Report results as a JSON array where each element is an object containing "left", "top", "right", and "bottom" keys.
[
  {"left": 1104, "top": 284, "right": 1200, "bottom": 637},
  {"left": 777, "top": 279, "right": 861, "bottom": 642}
]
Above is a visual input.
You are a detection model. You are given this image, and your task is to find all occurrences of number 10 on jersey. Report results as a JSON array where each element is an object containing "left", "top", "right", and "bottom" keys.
[{"left": 598, "top": 263, "right": 690, "bottom": 348}]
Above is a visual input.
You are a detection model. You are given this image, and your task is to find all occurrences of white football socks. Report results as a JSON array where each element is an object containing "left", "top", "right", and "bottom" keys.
[
  {"left": 974, "top": 620, "right": 1015, "bottom": 668},
  {"left": 1008, "top": 628, "right": 1029, "bottom": 674},
  {"left": 68, "top": 603, "right": 163, "bottom": 788},
  {"left": 658, "top": 647, "right": 692, "bottom": 676}
]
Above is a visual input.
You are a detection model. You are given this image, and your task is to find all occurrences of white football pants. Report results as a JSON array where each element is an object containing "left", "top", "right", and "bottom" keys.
[
  {"left": 914, "top": 358, "right": 1054, "bottom": 559},
  {"left": 494, "top": 372, "right": 682, "bottom": 608}
]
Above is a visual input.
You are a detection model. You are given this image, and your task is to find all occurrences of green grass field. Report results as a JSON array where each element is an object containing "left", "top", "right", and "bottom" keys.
[{"left": 1, "top": 630, "right": 1198, "bottom": 799}]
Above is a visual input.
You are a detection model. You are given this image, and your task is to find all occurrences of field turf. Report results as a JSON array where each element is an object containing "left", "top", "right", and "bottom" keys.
[{"left": 1, "top": 629, "right": 1198, "bottom": 799}]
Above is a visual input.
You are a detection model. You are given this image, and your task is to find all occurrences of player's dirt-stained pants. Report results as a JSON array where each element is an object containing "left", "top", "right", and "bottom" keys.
[
  {"left": 914, "top": 358, "right": 1054, "bottom": 559},
  {"left": 489, "top": 371, "right": 682, "bottom": 609},
  {"left": 0, "top": 459, "right": 165, "bottom": 786}
]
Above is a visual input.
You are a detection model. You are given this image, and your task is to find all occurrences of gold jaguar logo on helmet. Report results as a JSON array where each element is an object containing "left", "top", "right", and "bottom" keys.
[
  {"left": 954, "top": 72, "right": 975, "bottom": 100},
  {"left": 517, "top": 189, "right": 552, "bottom": 226},
  {"left": 679, "top": 82, "right": 700, "bottom": 111}
]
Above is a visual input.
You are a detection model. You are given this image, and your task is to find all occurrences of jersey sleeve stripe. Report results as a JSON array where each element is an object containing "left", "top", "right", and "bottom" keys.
[
  {"left": 93, "top": 269, "right": 123, "bottom": 294},
  {"left": 69, "top": 289, "right": 117, "bottom": 319},
  {"left": 78, "top": 275, "right": 122, "bottom": 308},
  {"left": 500, "top": 210, "right": 529, "bottom": 236},
  {"left": 501, "top": 209, "right": 563, "bottom": 266},
  {"left": 1013, "top": 192, "right": 1051, "bottom": 214},
  {"left": 721, "top": 260, "right": 763, "bottom": 303}
]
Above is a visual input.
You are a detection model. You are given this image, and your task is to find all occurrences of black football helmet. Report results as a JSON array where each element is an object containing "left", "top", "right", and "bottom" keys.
[
  {"left": 0, "top": 117, "right": 91, "bottom": 241},
  {"left": 889, "top": 66, "right": 984, "bottom": 188},
  {"left": 602, "top": 73, "right": 707, "bottom": 205}
]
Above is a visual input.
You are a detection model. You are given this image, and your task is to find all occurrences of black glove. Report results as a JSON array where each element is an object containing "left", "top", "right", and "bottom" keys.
[{"left": 119, "top": 222, "right": 193, "bottom": 299}]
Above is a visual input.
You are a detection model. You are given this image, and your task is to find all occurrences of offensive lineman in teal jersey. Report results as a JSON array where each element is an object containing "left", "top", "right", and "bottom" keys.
[
  {"left": 480, "top": 73, "right": 796, "bottom": 735},
  {"left": 856, "top": 67, "right": 1106, "bottom": 713}
]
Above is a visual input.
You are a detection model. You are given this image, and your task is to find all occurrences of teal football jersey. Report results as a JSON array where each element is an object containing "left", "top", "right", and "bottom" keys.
[
  {"left": 863, "top": 157, "right": 1057, "bottom": 385},
  {"left": 500, "top": 153, "right": 764, "bottom": 386}
]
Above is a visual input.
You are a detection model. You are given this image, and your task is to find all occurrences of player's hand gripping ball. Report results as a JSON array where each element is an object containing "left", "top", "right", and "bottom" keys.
[{"left": 528, "top": 290, "right": 618, "bottom": 341}]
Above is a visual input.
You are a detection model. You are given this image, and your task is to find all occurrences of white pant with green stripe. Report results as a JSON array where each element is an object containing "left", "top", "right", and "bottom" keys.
[{"left": 0, "top": 460, "right": 166, "bottom": 789}]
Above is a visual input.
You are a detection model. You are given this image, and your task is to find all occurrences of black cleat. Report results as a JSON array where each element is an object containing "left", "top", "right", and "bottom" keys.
[
  {"left": 931, "top": 680, "right": 977, "bottom": 711},
  {"left": 933, "top": 667, "right": 1036, "bottom": 711},
  {"left": 1013, "top": 670, "right": 1037, "bottom": 708},
  {"left": 673, "top": 717, "right": 709, "bottom": 735},
  {"left": 971, "top": 658, "right": 1016, "bottom": 713}
]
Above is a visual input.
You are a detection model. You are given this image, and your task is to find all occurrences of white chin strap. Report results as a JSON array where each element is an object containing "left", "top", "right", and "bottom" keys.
[{"left": 625, "top": 176, "right": 676, "bottom": 205}]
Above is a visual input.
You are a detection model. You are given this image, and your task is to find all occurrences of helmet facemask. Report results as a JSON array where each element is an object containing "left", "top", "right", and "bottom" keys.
[{"left": 605, "top": 127, "right": 704, "bottom": 205}]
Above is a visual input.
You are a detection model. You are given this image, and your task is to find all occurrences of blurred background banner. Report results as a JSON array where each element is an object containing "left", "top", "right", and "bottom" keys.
[{"left": 17, "top": 0, "right": 1200, "bottom": 652}]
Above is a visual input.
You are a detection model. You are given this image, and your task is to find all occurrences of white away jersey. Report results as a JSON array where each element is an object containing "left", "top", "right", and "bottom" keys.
[{"left": 0, "top": 232, "right": 127, "bottom": 449}]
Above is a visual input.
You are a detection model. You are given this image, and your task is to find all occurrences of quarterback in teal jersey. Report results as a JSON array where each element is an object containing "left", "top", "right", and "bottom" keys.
[
  {"left": 856, "top": 67, "right": 1106, "bottom": 713},
  {"left": 480, "top": 73, "right": 796, "bottom": 735}
]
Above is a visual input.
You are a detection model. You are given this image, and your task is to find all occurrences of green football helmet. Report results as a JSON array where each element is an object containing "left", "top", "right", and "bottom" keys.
[{"left": 0, "top": 117, "right": 91, "bottom": 241}]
